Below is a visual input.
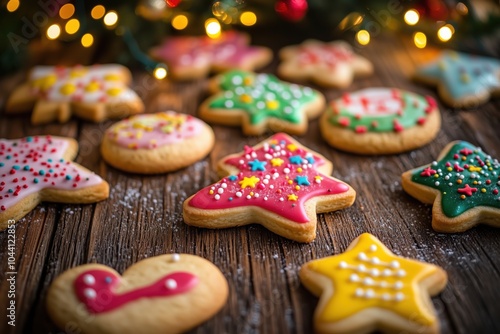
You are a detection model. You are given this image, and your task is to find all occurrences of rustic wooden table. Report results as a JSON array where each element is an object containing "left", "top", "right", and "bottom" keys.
[{"left": 0, "top": 29, "right": 499, "bottom": 334}]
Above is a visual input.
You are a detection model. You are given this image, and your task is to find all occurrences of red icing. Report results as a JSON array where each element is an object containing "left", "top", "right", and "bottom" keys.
[
  {"left": 188, "top": 133, "right": 350, "bottom": 223},
  {"left": 74, "top": 269, "right": 198, "bottom": 314},
  {"left": 458, "top": 184, "right": 477, "bottom": 196}
]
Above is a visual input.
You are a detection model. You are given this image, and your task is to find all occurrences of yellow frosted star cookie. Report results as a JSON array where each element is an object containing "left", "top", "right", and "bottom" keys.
[{"left": 299, "top": 233, "right": 447, "bottom": 334}]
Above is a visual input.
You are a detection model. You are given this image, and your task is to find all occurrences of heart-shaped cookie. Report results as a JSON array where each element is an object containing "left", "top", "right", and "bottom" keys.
[{"left": 46, "top": 254, "right": 228, "bottom": 334}]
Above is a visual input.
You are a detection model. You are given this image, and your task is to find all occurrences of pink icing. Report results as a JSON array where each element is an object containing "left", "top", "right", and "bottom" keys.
[
  {"left": 0, "top": 136, "right": 104, "bottom": 212},
  {"left": 188, "top": 133, "right": 349, "bottom": 223},
  {"left": 297, "top": 43, "right": 353, "bottom": 68},
  {"left": 74, "top": 269, "right": 198, "bottom": 314},
  {"left": 106, "top": 112, "right": 205, "bottom": 149},
  {"left": 151, "top": 31, "right": 266, "bottom": 70}
]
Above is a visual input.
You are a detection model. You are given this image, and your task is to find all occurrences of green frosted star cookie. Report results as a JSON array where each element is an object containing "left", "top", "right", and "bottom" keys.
[
  {"left": 402, "top": 141, "right": 500, "bottom": 232},
  {"left": 199, "top": 70, "right": 325, "bottom": 135}
]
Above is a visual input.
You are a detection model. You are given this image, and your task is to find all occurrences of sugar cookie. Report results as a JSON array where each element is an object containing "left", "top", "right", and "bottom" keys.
[
  {"left": 183, "top": 133, "right": 355, "bottom": 243},
  {"left": 300, "top": 233, "right": 447, "bottom": 334},
  {"left": 101, "top": 112, "right": 214, "bottom": 174},
  {"left": 46, "top": 253, "right": 228, "bottom": 334},
  {"left": 320, "top": 88, "right": 441, "bottom": 154},
  {"left": 6, "top": 64, "right": 144, "bottom": 124},
  {"left": 0, "top": 135, "right": 109, "bottom": 229}
]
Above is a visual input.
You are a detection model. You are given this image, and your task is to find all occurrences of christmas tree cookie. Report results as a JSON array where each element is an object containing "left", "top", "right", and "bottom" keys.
[
  {"left": 320, "top": 88, "right": 441, "bottom": 154},
  {"left": 402, "top": 141, "right": 500, "bottom": 232},
  {"left": 199, "top": 70, "right": 325, "bottom": 135},
  {"left": 6, "top": 64, "right": 144, "bottom": 124},
  {"left": 183, "top": 133, "right": 355, "bottom": 242},
  {"left": 300, "top": 233, "right": 447, "bottom": 334}
]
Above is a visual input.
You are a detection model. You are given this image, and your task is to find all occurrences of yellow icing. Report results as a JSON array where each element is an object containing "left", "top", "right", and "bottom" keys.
[
  {"left": 104, "top": 73, "right": 121, "bottom": 81},
  {"left": 304, "top": 233, "right": 440, "bottom": 326},
  {"left": 107, "top": 87, "right": 123, "bottom": 96},
  {"left": 271, "top": 158, "right": 284, "bottom": 167},
  {"left": 85, "top": 81, "right": 100, "bottom": 92},
  {"left": 32, "top": 74, "right": 57, "bottom": 91},
  {"left": 69, "top": 69, "right": 87, "bottom": 78},
  {"left": 468, "top": 165, "right": 482, "bottom": 172},
  {"left": 287, "top": 144, "right": 297, "bottom": 152},
  {"left": 59, "top": 83, "right": 76, "bottom": 96}
]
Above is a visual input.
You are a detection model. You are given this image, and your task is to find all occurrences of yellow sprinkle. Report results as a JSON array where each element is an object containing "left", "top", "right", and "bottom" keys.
[
  {"left": 271, "top": 158, "right": 284, "bottom": 167},
  {"left": 266, "top": 100, "right": 279, "bottom": 110},
  {"left": 481, "top": 188, "right": 486, "bottom": 193},
  {"left": 288, "top": 194, "right": 298, "bottom": 201},
  {"left": 85, "top": 81, "right": 100, "bottom": 92},
  {"left": 133, "top": 122, "right": 146, "bottom": 129},
  {"left": 457, "top": 179, "right": 463, "bottom": 184},
  {"left": 145, "top": 126, "right": 153, "bottom": 132},
  {"left": 287, "top": 144, "right": 297, "bottom": 152},
  {"left": 288, "top": 180, "right": 293, "bottom": 185},
  {"left": 468, "top": 166, "right": 482, "bottom": 172},
  {"left": 104, "top": 73, "right": 121, "bottom": 81},
  {"left": 473, "top": 181, "right": 478, "bottom": 185},
  {"left": 240, "top": 94, "right": 252, "bottom": 103},
  {"left": 209, "top": 190, "right": 214, "bottom": 195},
  {"left": 489, "top": 167, "right": 493, "bottom": 171},
  {"left": 447, "top": 167, "right": 453, "bottom": 171},
  {"left": 136, "top": 131, "right": 143, "bottom": 139},
  {"left": 460, "top": 194, "right": 466, "bottom": 200},
  {"left": 107, "top": 87, "right": 122, "bottom": 96},
  {"left": 70, "top": 69, "right": 86, "bottom": 78},
  {"left": 59, "top": 83, "right": 76, "bottom": 95},
  {"left": 33, "top": 74, "right": 57, "bottom": 91},
  {"left": 243, "top": 77, "right": 253, "bottom": 85},
  {"left": 297, "top": 167, "right": 303, "bottom": 172},
  {"left": 461, "top": 156, "right": 466, "bottom": 161},
  {"left": 434, "top": 174, "right": 439, "bottom": 178},
  {"left": 295, "top": 185, "right": 300, "bottom": 190},
  {"left": 162, "top": 125, "right": 174, "bottom": 134},
  {"left": 250, "top": 192, "right": 254, "bottom": 196}
]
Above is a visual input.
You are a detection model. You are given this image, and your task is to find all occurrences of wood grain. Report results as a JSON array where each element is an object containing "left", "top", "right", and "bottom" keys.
[{"left": 0, "top": 29, "right": 499, "bottom": 334}]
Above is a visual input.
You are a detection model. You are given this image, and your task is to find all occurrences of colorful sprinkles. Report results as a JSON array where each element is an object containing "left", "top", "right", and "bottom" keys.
[
  {"left": 208, "top": 70, "right": 319, "bottom": 126},
  {"left": 411, "top": 141, "right": 500, "bottom": 217},
  {"left": 0, "top": 136, "right": 103, "bottom": 212},
  {"left": 188, "top": 133, "right": 350, "bottom": 223}
]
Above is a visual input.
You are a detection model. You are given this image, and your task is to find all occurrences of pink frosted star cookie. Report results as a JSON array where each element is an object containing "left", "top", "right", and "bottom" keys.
[
  {"left": 46, "top": 253, "right": 228, "bottom": 334},
  {"left": 101, "top": 111, "right": 215, "bottom": 174},
  {"left": 0, "top": 135, "right": 109, "bottom": 229},
  {"left": 183, "top": 133, "right": 356, "bottom": 242},
  {"left": 278, "top": 40, "right": 373, "bottom": 88},
  {"left": 149, "top": 31, "right": 272, "bottom": 80},
  {"left": 6, "top": 64, "right": 144, "bottom": 124}
]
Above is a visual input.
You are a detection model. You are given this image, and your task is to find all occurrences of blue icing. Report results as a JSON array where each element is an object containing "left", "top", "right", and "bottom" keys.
[{"left": 417, "top": 50, "right": 500, "bottom": 100}]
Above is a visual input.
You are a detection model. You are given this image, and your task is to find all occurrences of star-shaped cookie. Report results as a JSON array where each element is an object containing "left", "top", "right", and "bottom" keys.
[
  {"left": 0, "top": 135, "right": 109, "bottom": 229},
  {"left": 199, "top": 70, "right": 325, "bottom": 135},
  {"left": 300, "top": 233, "right": 447, "bottom": 334},
  {"left": 402, "top": 141, "right": 500, "bottom": 232},
  {"left": 278, "top": 40, "right": 373, "bottom": 88},
  {"left": 6, "top": 64, "right": 144, "bottom": 124},
  {"left": 414, "top": 50, "right": 500, "bottom": 107},
  {"left": 150, "top": 31, "right": 272, "bottom": 80},
  {"left": 183, "top": 133, "right": 355, "bottom": 242}
]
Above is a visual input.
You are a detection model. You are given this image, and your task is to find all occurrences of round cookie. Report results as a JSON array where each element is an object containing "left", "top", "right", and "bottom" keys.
[
  {"left": 101, "top": 111, "right": 214, "bottom": 174},
  {"left": 320, "top": 88, "right": 441, "bottom": 155}
]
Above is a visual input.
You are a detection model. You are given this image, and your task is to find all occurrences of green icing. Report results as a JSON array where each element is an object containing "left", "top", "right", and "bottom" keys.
[
  {"left": 328, "top": 89, "right": 434, "bottom": 133},
  {"left": 411, "top": 141, "right": 500, "bottom": 217},
  {"left": 209, "top": 70, "right": 319, "bottom": 125}
]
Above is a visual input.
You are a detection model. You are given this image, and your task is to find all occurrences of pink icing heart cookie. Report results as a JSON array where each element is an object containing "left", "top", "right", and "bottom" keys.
[
  {"left": 320, "top": 88, "right": 441, "bottom": 154},
  {"left": 149, "top": 31, "right": 272, "bottom": 80},
  {"left": 46, "top": 253, "right": 228, "bottom": 334},
  {"left": 101, "top": 111, "right": 215, "bottom": 174},
  {"left": 183, "top": 133, "right": 356, "bottom": 242},
  {"left": 6, "top": 64, "right": 144, "bottom": 124},
  {"left": 0, "top": 135, "right": 109, "bottom": 230}
]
